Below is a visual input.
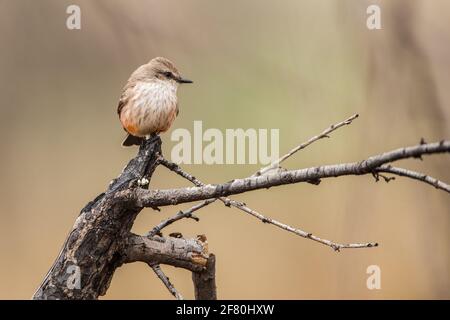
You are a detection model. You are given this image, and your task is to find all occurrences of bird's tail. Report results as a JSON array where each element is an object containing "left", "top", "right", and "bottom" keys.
[{"left": 122, "top": 134, "right": 144, "bottom": 147}]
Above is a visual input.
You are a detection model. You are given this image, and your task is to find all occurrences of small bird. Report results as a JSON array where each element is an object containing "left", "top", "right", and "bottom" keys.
[{"left": 117, "top": 57, "right": 192, "bottom": 146}]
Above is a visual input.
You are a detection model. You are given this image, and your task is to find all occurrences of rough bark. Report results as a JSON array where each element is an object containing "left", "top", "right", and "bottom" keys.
[
  {"left": 123, "top": 233, "right": 208, "bottom": 272},
  {"left": 33, "top": 136, "right": 162, "bottom": 300}
]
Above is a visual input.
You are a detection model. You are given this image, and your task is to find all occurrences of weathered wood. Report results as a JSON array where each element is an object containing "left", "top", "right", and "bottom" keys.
[
  {"left": 33, "top": 136, "right": 162, "bottom": 299},
  {"left": 192, "top": 254, "right": 217, "bottom": 300},
  {"left": 122, "top": 233, "right": 208, "bottom": 272}
]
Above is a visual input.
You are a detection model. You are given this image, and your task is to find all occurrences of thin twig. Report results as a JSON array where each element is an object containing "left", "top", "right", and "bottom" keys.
[
  {"left": 254, "top": 114, "right": 359, "bottom": 176},
  {"left": 157, "top": 154, "right": 208, "bottom": 187},
  {"left": 376, "top": 165, "right": 450, "bottom": 194},
  {"left": 150, "top": 264, "right": 184, "bottom": 300},
  {"left": 157, "top": 156, "right": 376, "bottom": 251},
  {"left": 147, "top": 199, "right": 217, "bottom": 237},
  {"left": 219, "top": 198, "right": 376, "bottom": 251}
]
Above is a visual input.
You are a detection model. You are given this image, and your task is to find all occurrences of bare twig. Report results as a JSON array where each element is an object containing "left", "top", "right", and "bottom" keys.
[
  {"left": 219, "top": 198, "right": 377, "bottom": 251},
  {"left": 375, "top": 165, "right": 450, "bottom": 194},
  {"left": 150, "top": 264, "right": 184, "bottom": 300},
  {"left": 254, "top": 114, "right": 359, "bottom": 176},
  {"left": 157, "top": 157, "right": 376, "bottom": 251},
  {"left": 157, "top": 155, "right": 205, "bottom": 187},
  {"left": 147, "top": 199, "right": 216, "bottom": 237}
]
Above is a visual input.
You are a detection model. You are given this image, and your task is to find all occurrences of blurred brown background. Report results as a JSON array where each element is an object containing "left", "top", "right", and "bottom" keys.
[{"left": 0, "top": 0, "right": 449, "bottom": 299}]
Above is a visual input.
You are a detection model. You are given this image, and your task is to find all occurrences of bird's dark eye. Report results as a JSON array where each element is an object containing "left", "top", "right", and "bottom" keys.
[{"left": 162, "top": 71, "right": 173, "bottom": 78}]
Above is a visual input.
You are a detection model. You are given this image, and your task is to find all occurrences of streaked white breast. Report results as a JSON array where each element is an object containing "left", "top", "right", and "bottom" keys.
[{"left": 127, "top": 79, "right": 179, "bottom": 135}]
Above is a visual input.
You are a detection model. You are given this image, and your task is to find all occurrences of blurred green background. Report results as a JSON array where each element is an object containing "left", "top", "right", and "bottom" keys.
[{"left": 0, "top": 0, "right": 449, "bottom": 299}]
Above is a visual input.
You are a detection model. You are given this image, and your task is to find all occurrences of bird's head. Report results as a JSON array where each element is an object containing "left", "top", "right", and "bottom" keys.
[{"left": 144, "top": 57, "right": 193, "bottom": 85}]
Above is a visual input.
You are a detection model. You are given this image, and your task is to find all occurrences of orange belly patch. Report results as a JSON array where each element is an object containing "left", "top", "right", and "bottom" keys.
[
  {"left": 125, "top": 123, "right": 139, "bottom": 136},
  {"left": 121, "top": 116, "right": 140, "bottom": 136}
]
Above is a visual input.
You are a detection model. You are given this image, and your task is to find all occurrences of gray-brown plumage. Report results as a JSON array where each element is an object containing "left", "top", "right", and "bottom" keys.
[{"left": 117, "top": 57, "right": 192, "bottom": 146}]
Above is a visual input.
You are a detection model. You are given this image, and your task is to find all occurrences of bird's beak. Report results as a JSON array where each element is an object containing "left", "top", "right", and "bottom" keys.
[{"left": 177, "top": 77, "right": 193, "bottom": 84}]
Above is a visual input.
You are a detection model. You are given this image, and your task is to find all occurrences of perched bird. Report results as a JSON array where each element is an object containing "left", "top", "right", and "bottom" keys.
[{"left": 117, "top": 57, "right": 192, "bottom": 146}]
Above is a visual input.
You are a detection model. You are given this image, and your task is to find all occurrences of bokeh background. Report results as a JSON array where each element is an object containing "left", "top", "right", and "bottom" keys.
[{"left": 1, "top": 0, "right": 449, "bottom": 299}]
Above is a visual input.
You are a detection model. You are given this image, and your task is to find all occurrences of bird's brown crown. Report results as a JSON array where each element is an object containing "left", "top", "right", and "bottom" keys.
[
  {"left": 126, "top": 57, "right": 182, "bottom": 84},
  {"left": 147, "top": 57, "right": 181, "bottom": 81}
]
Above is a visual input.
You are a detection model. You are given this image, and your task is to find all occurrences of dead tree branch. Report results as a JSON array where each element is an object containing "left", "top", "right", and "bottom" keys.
[
  {"left": 32, "top": 113, "right": 449, "bottom": 300},
  {"left": 132, "top": 141, "right": 450, "bottom": 208},
  {"left": 124, "top": 234, "right": 213, "bottom": 299},
  {"left": 192, "top": 254, "right": 217, "bottom": 300},
  {"left": 33, "top": 136, "right": 164, "bottom": 299},
  {"left": 122, "top": 234, "right": 208, "bottom": 272}
]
